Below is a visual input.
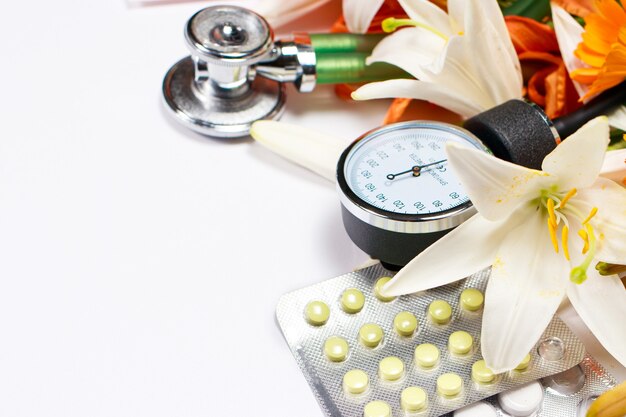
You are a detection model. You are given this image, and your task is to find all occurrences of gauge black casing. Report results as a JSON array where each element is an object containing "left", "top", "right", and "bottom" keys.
[{"left": 336, "top": 121, "right": 485, "bottom": 270}]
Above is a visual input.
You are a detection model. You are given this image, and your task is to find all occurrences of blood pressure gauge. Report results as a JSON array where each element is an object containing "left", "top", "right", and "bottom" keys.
[{"left": 337, "top": 121, "right": 489, "bottom": 269}]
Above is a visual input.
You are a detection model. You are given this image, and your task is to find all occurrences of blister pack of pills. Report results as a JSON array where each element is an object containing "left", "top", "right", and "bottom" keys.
[
  {"left": 450, "top": 353, "right": 617, "bottom": 417},
  {"left": 276, "top": 264, "right": 586, "bottom": 417}
]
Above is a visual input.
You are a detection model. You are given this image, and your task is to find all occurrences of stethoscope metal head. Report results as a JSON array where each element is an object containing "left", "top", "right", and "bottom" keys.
[{"left": 163, "top": 6, "right": 286, "bottom": 138}]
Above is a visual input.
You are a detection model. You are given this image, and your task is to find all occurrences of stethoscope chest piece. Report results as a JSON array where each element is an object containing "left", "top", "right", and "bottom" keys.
[{"left": 162, "top": 6, "right": 285, "bottom": 138}]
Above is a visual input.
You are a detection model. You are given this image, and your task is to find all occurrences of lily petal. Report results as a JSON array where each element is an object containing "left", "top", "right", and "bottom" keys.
[
  {"left": 463, "top": 0, "right": 522, "bottom": 104},
  {"left": 551, "top": 4, "right": 588, "bottom": 97},
  {"left": 446, "top": 142, "right": 550, "bottom": 221},
  {"left": 249, "top": 121, "right": 345, "bottom": 182},
  {"left": 541, "top": 117, "right": 610, "bottom": 189},
  {"left": 398, "top": 0, "right": 453, "bottom": 37},
  {"left": 481, "top": 213, "right": 568, "bottom": 373},
  {"left": 600, "top": 148, "right": 626, "bottom": 186},
  {"left": 343, "top": 0, "right": 385, "bottom": 33},
  {"left": 254, "top": 0, "right": 332, "bottom": 27},
  {"left": 383, "top": 212, "right": 526, "bottom": 296},
  {"left": 365, "top": 27, "right": 445, "bottom": 80},
  {"left": 608, "top": 106, "right": 626, "bottom": 131},
  {"left": 567, "top": 272, "right": 626, "bottom": 367},
  {"left": 575, "top": 177, "right": 626, "bottom": 264},
  {"left": 352, "top": 78, "right": 484, "bottom": 118}
]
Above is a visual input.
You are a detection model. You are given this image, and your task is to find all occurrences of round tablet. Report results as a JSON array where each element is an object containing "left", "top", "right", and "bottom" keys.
[
  {"left": 324, "top": 336, "right": 349, "bottom": 362},
  {"left": 514, "top": 353, "right": 531, "bottom": 371},
  {"left": 374, "top": 277, "right": 396, "bottom": 302},
  {"left": 448, "top": 331, "right": 473, "bottom": 355},
  {"left": 359, "top": 323, "right": 384, "bottom": 348},
  {"left": 437, "top": 373, "right": 463, "bottom": 397},
  {"left": 343, "top": 369, "right": 369, "bottom": 395},
  {"left": 393, "top": 311, "right": 418, "bottom": 337},
  {"left": 414, "top": 343, "right": 440, "bottom": 368},
  {"left": 379, "top": 356, "right": 404, "bottom": 381},
  {"left": 429, "top": 299, "right": 452, "bottom": 324},
  {"left": 453, "top": 401, "right": 498, "bottom": 417},
  {"left": 304, "top": 300, "right": 330, "bottom": 326},
  {"left": 341, "top": 288, "right": 365, "bottom": 313},
  {"left": 472, "top": 360, "right": 495, "bottom": 384},
  {"left": 401, "top": 386, "right": 427, "bottom": 412},
  {"left": 497, "top": 381, "right": 544, "bottom": 416},
  {"left": 460, "top": 288, "right": 484, "bottom": 311},
  {"left": 364, "top": 400, "right": 391, "bottom": 417}
]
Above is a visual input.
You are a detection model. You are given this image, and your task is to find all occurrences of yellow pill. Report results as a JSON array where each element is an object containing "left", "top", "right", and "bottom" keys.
[
  {"left": 304, "top": 300, "right": 330, "bottom": 326},
  {"left": 364, "top": 400, "right": 391, "bottom": 417},
  {"left": 515, "top": 353, "right": 531, "bottom": 371},
  {"left": 437, "top": 373, "right": 463, "bottom": 397},
  {"left": 374, "top": 277, "right": 396, "bottom": 302},
  {"left": 448, "top": 330, "right": 473, "bottom": 355},
  {"left": 359, "top": 323, "right": 384, "bottom": 348},
  {"left": 343, "top": 369, "right": 369, "bottom": 395},
  {"left": 393, "top": 311, "right": 418, "bottom": 337},
  {"left": 472, "top": 360, "right": 496, "bottom": 384},
  {"left": 401, "top": 386, "right": 428, "bottom": 412},
  {"left": 414, "top": 343, "right": 440, "bottom": 368},
  {"left": 379, "top": 356, "right": 404, "bottom": 381},
  {"left": 460, "top": 288, "right": 484, "bottom": 311},
  {"left": 324, "top": 336, "right": 349, "bottom": 362},
  {"left": 341, "top": 288, "right": 365, "bottom": 314},
  {"left": 429, "top": 299, "right": 452, "bottom": 324}
]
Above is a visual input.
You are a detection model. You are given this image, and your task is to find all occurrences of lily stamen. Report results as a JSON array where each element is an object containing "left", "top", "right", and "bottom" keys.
[
  {"left": 562, "top": 225, "right": 570, "bottom": 260},
  {"left": 381, "top": 17, "right": 449, "bottom": 41},
  {"left": 547, "top": 217, "right": 559, "bottom": 253},
  {"left": 557, "top": 188, "right": 577, "bottom": 208},
  {"left": 570, "top": 223, "right": 597, "bottom": 284},
  {"left": 582, "top": 207, "right": 598, "bottom": 224},
  {"left": 578, "top": 229, "right": 590, "bottom": 254},
  {"left": 547, "top": 198, "right": 557, "bottom": 226}
]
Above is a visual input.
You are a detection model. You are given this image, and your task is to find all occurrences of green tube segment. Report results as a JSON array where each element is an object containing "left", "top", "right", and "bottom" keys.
[
  {"left": 309, "top": 33, "right": 386, "bottom": 54},
  {"left": 315, "top": 52, "right": 411, "bottom": 84}
]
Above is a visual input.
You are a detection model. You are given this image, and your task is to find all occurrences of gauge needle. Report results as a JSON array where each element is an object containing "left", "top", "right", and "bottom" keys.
[{"left": 386, "top": 159, "right": 447, "bottom": 180}]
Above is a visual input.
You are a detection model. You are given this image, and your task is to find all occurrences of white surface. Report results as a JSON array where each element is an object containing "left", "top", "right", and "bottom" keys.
[{"left": 0, "top": 2, "right": 623, "bottom": 417}]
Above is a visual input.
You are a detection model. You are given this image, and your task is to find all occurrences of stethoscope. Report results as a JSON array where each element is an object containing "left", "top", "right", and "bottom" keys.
[
  {"left": 162, "top": 5, "right": 403, "bottom": 138},
  {"left": 163, "top": 5, "right": 626, "bottom": 268}
]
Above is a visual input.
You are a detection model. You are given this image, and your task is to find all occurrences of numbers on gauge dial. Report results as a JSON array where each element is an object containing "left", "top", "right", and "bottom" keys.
[{"left": 346, "top": 131, "right": 473, "bottom": 215}]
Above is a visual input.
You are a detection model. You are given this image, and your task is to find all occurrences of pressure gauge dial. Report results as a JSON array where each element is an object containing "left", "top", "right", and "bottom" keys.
[{"left": 336, "top": 121, "right": 489, "bottom": 269}]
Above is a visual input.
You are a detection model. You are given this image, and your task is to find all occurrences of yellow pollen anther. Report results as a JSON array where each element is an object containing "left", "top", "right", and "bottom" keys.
[
  {"left": 578, "top": 229, "right": 589, "bottom": 254},
  {"left": 547, "top": 217, "right": 559, "bottom": 253},
  {"left": 561, "top": 225, "right": 570, "bottom": 261},
  {"left": 582, "top": 207, "right": 598, "bottom": 224},
  {"left": 558, "top": 188, "right": 577, "bottom": 208},
  {"left": 547, "top": 198, "right": 557, "bottom": 226}
]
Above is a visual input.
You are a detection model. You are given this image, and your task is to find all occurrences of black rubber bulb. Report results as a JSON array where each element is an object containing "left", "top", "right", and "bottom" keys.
[{"left": 463, "top": 81, "right": 626, "bottom": 169}]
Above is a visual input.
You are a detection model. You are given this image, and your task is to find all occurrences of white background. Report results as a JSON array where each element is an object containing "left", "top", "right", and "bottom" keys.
[{"left": 0, "top": 1, "right": 623, "bottom": 416}]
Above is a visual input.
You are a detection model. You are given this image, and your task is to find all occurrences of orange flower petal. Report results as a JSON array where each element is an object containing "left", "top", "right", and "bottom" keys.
[
  {"left": 596, "top": 0, "right": 626, "bottom": 27},
  {"left": 505, "top": 16, "right": 559, "bottom": 54},
  {"left": 551, "top": 0, "right": 594, "bottom": 17}
]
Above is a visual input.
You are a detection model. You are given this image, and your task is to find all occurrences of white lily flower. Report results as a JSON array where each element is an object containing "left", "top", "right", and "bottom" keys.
[
  {"left": 352, "top": 0, "right": 523, "bottom": 118},
  {"left": 551, "top": 3, "right": 626, "bottom": 130},
  {"left": 254, "top": 0, "right": 384, "bottom": 33},
  {"left": 383, "top": 116, "right": 626, "bottom": 372}
]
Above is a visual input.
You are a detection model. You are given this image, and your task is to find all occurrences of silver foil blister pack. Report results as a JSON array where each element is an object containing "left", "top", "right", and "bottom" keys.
[
  {"left": 276, "top": 264, "right": 586, "bottom": 417},
  {"left": 449, "top": 353, "right": 617, "bottom": 416}
]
